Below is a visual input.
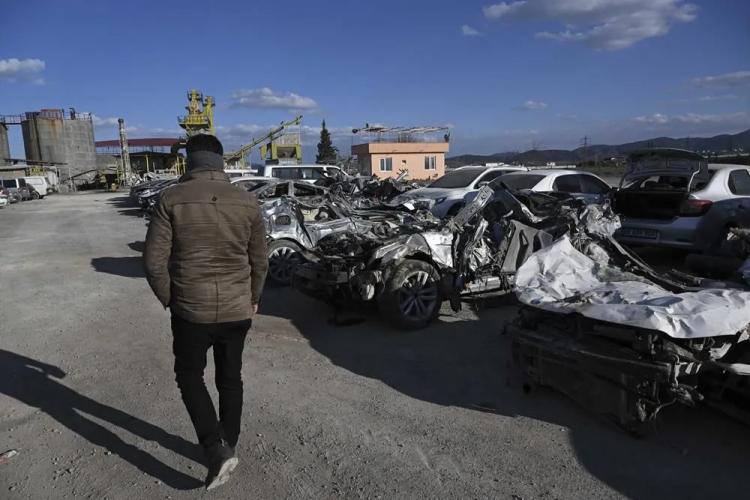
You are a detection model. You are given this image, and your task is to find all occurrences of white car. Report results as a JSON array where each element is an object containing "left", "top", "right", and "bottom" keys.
[
  {"left": 264, "top": 164, "right": 343, "bottom": 184},
  {"left": 0, "top": 193, "right": 8, "bottom": 208},
  {"left": 392, "top": 165, "right": 529, "bottom": 218},
  {"left": 493, "top": 169, "right": 612, "bottom": 204},
  {"left": 23, "top": 176, "right": 51, "bottom": 198}
]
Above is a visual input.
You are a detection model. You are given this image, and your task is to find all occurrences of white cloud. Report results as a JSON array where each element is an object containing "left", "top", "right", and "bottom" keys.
[
  {"left": 91, "top": 115, "right": 120, "bottom": 127},
  {"left": 692, "top": 70, "right": 750, "bottom": 88},
  {"left": 483, "top": 0, "right": 697, "bottom": 50},
  {"left": 0, "top": 58, "right": 45, "bottom": 84},
  {"left": 230, "top": 88, "right": 319, "bottom": 110},
  {"left": 461, "top": 24, "right": 483, "bottom": 36},
  {"left": 633, "top": 113, "right": 670, "bottom": 124},
  {"left": 697, "top": 94, "right": 739, "bottom": 102},
  {"left": 517, "top": 100, "right": 548, "bottom": 110},
  {"left": 674, "top": 112, "right": 748, "bottom": 125},
  {"left": 632, "top": 111, "right": 749, "bottom": 130}
]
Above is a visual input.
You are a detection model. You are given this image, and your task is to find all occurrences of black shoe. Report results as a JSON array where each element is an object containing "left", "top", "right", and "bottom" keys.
[{"left": 204, "top": 443, "right": 239, "bottom": 491}]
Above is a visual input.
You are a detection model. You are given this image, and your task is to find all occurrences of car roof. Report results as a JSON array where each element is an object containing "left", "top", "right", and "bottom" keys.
[
  {"left": 506, "top": 169, "right": 584, "bottom": 176},
  {"left": 449, "top": 165, "right": 528, "bottom": 174},
  {"left": 268, "top": 164, "right": 339, "bottom": 168},
  {"left": 707, "top": 163, "right": 750, "bottom": 170},
  {"left": 231, "top": 176, "right": 273, "bottom": 182}
]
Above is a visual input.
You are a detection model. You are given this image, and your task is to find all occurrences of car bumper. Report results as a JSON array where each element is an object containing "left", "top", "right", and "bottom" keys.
[{"left": 615, "top": 216, "right": 702, "bottom": 249}]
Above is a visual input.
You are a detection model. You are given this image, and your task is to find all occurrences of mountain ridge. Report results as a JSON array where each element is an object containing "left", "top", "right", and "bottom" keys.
[{"left": 446, "top": 128, "right": 750, "bottom": 168}]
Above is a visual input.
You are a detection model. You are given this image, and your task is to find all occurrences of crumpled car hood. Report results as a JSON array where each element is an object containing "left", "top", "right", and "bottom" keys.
[{"left": 515, "top": 236, "right": 750, "bottom": 339}]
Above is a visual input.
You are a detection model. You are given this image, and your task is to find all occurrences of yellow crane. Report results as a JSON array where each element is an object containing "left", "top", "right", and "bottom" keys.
[
  {"left": 177, "top": 89, "right": 215, "bottom": 136},
  {"left": 224, "top": 115, "right": 303, "bottom": 167}
]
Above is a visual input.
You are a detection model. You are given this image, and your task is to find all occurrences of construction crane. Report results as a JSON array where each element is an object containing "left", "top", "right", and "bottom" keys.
[
  {"left": 177, "top": 89, "right": 215, "bottom": 136},
  {"left": 224, "top": 115, "right": 303, "bottom": 167}
]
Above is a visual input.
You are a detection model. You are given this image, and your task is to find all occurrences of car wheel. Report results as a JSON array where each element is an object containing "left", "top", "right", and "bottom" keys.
[
  {"left": 267, "top": 239, "right": 304, "bottom": 286},
  {"left": 31, "top": 192, "right": 40, "bottom": 200},
  {"left": 379, "top": 259, "right": 442, "bottom": 330}
]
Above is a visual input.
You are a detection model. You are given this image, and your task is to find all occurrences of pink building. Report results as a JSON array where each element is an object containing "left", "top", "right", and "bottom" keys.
[{"left": 351, "top": 126, "right": 450, "bottom": 181}]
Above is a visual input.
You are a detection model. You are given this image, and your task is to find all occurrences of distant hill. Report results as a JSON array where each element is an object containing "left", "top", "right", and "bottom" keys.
[{"left": 447, "top": 128, "right": 750, "bottom": 168}]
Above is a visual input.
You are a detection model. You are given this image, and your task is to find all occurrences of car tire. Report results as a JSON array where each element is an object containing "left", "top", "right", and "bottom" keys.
[
  {"left": 379, "top": 259, "right": 442, "bottom": 330},
  {"left": 31, "top": 192, "right": 40, "bottom": 200},
  {"left": 267, "top": 239, "right": 304, "bottom": 286}
]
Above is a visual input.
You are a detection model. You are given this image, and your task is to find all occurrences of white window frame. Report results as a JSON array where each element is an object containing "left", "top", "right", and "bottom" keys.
[
  {"left": 424, "top": 155, "right": 436, "bottom": 170},
  {"left": 379, "top": 157, "right": 393, "bottom": 172}
]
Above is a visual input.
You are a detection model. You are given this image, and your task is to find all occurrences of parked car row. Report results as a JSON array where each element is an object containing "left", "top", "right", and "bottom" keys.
[
  {"left": 0, "top": 176, "right": 52, "bottom": 208},
  {"left": 393, "top": 150, "right": 749, "bottom": 253}
]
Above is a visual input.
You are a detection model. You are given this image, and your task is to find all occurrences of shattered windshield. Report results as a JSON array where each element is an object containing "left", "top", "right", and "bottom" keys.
[{"left": 429, "top": 169, "right": 484, "bottom": 188}]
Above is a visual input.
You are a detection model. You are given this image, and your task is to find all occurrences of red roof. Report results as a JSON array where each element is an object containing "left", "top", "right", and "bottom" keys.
[{"left": 95, "top": 137, "right": 181, "bottom": 148}]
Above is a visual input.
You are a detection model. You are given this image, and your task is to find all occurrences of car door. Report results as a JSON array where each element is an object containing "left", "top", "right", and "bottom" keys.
[{"left": 728, "top": 168, "right": 750, "bottom": 226}]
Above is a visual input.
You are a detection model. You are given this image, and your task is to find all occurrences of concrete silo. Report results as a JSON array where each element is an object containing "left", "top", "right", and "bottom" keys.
[
  {"left": 22, "top": 109, "right": 96, "bottom": 179},
  {"left": 0, "top": 122, "right": 10, "bottom": 165}
]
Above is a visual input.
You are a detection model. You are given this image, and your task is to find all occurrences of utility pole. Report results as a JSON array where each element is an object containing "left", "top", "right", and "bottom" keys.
[
  {"left": 580, "top": 136, "right": 589, "bottom": 166},
  {"left": 118, "top": 118, "right": 132, "bottom": 186}
]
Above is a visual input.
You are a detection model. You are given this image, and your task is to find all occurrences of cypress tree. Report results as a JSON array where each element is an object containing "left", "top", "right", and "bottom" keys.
[{"left": 315, "top": 120, "right": 338, "bottom": 164}]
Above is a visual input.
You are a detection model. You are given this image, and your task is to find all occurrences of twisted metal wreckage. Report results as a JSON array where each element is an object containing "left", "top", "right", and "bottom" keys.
[{"left": 263, "top": 179, "right": 750, "bottom": 432}]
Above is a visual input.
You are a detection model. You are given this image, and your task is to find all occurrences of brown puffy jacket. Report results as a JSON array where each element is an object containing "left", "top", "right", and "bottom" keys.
[{"left": 143, "top": 169, "right": 269, "bottom": 323}]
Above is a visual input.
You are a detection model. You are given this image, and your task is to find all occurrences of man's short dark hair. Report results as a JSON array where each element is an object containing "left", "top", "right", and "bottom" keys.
[{"left": 186, "top": 134, "right": 224, "bottom": 155}]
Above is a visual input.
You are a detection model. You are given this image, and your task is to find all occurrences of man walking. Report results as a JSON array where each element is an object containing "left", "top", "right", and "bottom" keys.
[{"left": 144, "top": 134, "right": 268, "bottom": 490}]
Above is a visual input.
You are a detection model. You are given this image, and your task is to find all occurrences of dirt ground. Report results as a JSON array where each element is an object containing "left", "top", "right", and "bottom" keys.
[{"left": 1, "top": 192, "right": 749, "bottom": 499}]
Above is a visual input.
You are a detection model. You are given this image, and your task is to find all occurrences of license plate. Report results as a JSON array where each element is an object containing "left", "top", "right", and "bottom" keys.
[{"left": 620, "top": 228, "right": 658, "bottom": 239}]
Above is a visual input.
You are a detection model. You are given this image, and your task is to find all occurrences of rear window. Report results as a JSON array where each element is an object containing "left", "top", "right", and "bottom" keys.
[
  {"left": 729, "top": 169, "right": 750, "bottom": 195},
  {"left": 1, "top": 179, "right": 15, "bottom": 188},
  {"left": 493, "top": 174, "right": 545, "bottom": 190},
  {"left": 553, "top": 175, "right": 580, "bottom": 193}
]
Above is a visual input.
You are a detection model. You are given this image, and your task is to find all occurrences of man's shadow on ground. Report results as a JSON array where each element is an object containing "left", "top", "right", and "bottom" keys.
[
  {"left": 91, "top": 242, "right": 146, "bottom": 278},
  {"left": 0, "top": 349, "right": 204, "bottom": 490}
]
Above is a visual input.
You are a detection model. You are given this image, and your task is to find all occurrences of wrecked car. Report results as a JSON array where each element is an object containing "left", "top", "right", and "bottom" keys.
[
  {"left": 507, "top": 208, "right": 750, "bottom": 433},
  {"left": 262, "top": 192, "right": 436, "bottom": 286},
  {"left": 292, "top": 185, "right": 583, "bottom": 328}
]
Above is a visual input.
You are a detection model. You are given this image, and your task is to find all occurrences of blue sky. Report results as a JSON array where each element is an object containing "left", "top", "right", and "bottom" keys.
[{"left": 1, "top": 0, "right": 748, "bottom": 158}]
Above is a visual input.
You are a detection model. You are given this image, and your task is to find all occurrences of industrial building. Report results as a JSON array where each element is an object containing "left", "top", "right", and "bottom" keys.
[
  {"left": 0, "top": 108, "right": 96, "bottom": 181},
  {"left": 95, "top": 137, "right": 182, "bottom": 174},
  {"left": 351, "top": 125, "right": 450, "bottom": 180}
]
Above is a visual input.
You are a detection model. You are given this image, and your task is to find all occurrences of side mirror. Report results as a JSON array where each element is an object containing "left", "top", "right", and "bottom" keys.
[{"left": 477, "top": 181, "right": 489, "bottom": 188}]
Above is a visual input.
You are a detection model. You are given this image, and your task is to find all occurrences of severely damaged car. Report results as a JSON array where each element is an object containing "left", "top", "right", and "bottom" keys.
[
  {"left": 291, "top": 185, "right": 585, "bottom": 328},
  {"left": 507, "top": 214, "right": 750, "bottom": 433}
]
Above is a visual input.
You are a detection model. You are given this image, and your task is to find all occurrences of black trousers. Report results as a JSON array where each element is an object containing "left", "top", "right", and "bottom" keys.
[{"left": 171, "top": 314, "right": 252, "bottom": 452}]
